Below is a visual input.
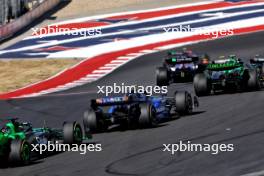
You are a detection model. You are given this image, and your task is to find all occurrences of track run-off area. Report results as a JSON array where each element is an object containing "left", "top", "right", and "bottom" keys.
[
  {"left": 1, "top": 0, "right": 264, "bottom": 99},
  {"left": 0, "top": 30, "right": 263, "bottom": 176}
]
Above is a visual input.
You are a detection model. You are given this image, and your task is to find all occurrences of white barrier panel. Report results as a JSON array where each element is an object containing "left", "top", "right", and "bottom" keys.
[{"left": 0, "top": 0, "right": 61, "bottom": 42}]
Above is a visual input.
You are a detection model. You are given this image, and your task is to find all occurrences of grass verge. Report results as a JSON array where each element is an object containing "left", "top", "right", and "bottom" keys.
[{"left": 0, "top": 59, "right": 82, "bottom": 93}]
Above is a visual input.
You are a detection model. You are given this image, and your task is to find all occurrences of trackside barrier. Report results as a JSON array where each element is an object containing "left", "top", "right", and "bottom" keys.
[{"left": 0, "top": 0, "right": 61, "bottom": 42}]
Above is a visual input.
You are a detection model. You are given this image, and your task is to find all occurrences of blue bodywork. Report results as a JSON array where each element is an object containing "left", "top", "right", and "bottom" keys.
[{"left": 96, "top": 93, "right": 172, "bottom": 120}]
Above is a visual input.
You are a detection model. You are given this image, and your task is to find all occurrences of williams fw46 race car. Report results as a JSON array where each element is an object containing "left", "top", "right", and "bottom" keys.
[
  {"left": 156, "top": 49, "right": 210, "bottom": 86},
  {"left": 0, "top": 118, "right": 84, "bottom": 166},
  {"left": 83, "top": 91, "right": 199, "bottom": 133},
  {"left": 194, "top": 55, "right": 262, "bottom": 96},
  {"left": 250, "top": 55, "right": 264, "bottom": 86}
]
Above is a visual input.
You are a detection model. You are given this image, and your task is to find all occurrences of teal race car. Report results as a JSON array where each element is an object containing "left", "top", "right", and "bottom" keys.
[
  {"left": 0, "top": 118, "right": 85, "bottom": 166},
  {"left": 250, "top": 55, "right": 264, "bottom": 86},
  {"left": 193, "top": 55, "right": 261, "bottom": 96}
]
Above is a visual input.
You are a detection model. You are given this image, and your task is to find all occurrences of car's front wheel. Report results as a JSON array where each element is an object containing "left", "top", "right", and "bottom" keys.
[
  {"left": 194, "top": 73, "right": 210, "bottom": 96},
  {"left": 63, "top": 122, "right": 83, "bottom": 144},
  {"left": 174, "top": 91, "right": 193, "bottom": 115}
]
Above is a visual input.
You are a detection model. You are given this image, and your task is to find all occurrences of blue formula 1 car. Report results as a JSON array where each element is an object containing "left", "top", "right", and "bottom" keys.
[
  {"left": 83, "top": 91, "right": 199, "bottom": 133},
  {"left": 156, "top": 49, "right": 210, "bottom": 86}
]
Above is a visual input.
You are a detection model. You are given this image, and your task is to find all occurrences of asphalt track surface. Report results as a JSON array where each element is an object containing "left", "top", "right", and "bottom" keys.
[{"left": 0, "top": 31, "right": 264, "bottom": 176}]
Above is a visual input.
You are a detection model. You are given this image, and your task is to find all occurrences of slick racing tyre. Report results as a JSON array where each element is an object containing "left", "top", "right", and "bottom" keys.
[
  {"left": 194, "top": 73, "right": 210, "bottom": 96},
  {"left": 156, "top": 67, "right": 168, "bottom": 86},
  {"left": 175, "top": 91, "right": 193, "bottom": 115},
  {"left": 9, "top": 139, "right": 30, "bottom": 165},
  {"left": 139, "top": 103, "right": 157, "bottom": 128},
  {"left": 63, "top": 122, "right": 83, "bottom": 144},
  {"left": 83, "top": 109, "right": 106, "bottom": 133},
  {"left": 247, "top": 70, "right": 260, "bottom": 90}
]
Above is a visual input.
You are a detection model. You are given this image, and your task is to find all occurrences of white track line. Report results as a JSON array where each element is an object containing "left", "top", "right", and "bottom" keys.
[
  {"left": 110, "top": 60, "right": 128, "bottom": 63},
  {"left": 117, "top": 56, "right": 134, "bottom": 60},
  {"left": 84, "top": 74, "right": 98, "bottom": 77},
  {"left": 241, "top": 170, "right": 264, "bottom": 176},
  {"left": 99, "top": 66, "right": 115, "bottom": 69},
  {"left": 92, "top": 70, "right": 112, "bottom": 73},
  {"left": 105, "top": 63, "right": 122, "bottom": 66}
]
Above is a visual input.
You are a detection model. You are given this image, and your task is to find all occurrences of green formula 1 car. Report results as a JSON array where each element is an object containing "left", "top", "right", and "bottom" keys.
[
  {"left": 193, "top": 55, "right": 261, "bottom": 96},
  {"left": 0, "top": 118, "right": 85, "bottom": 166}
]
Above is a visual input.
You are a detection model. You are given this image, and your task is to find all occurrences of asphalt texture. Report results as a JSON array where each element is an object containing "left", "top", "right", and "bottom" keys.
[{"left": 0, "top": 31, "right": 264, "bottom": 176}]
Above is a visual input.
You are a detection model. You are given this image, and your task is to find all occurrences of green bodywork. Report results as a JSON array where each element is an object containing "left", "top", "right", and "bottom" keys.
[
  {"left": 206, "top": 58, "right": 245, "bottom": 78},
  {"left": 207, "top": 58, "right": 243, "bottom": 71},
  {"left": 168, "top": 51, "right": 177, "bottom": 55},
  {"left": 0, "top": 121, "right": 26, "bottom": 156},
  {"left": 171, "top": 58, "right": 177, "bottom": 62},
  {"left": 204, "top": 57, "right": 249, "bottom": 91}
]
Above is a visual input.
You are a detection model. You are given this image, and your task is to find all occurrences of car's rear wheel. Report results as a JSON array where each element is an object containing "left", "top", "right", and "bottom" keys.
[
  {"left": 156, "top": 67, "right": 169, "bottom": 86},
  {"left": 83, "top": 109, "right": 106, "bottom": 133},
  {"left": 63, "top": 122, "right": 83, "bottom": 144},
  {"left": 175, "top": 91, "right": 193, "bottom": 115},
  {"left": 9, "top": 139, "right": 30, "bottom": 165},
  {"left": 139, "top": 103, "right": 157, "bottom": 127},
  {"left": 194, "top": 73, "right": 210, "bottom": 96},
  {"left": 247, "top": 70, "right": 260, "bottom": 90}
]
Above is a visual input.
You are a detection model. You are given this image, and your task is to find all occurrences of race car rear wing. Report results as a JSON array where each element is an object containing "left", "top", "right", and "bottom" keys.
[
  {"left": 91, "top": 96, "right": 131, "bottom": 107},
  {"left": 207, "top": 62, "right": 242, "bottom": 71},
  {"left": 250, "top": 58, "right": 264, "bottom": 64},
  {"left": 213, "top": 59, "right": 236, "bottom": 64},
  {"left": 165, "top": 57, "right": 198, "bottom": 64}
]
